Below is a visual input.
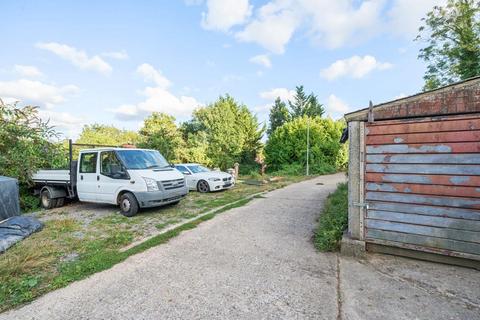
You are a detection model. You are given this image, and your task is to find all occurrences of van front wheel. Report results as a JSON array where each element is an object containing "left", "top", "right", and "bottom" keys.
[{"left": 119, "top": 192, "right": 139, "bottom": 217}]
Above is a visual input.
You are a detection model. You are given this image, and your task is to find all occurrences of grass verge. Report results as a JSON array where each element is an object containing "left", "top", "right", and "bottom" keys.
[
  {"left": 314, "top": 182, "right": 348, "bottom": 251},
  {"left": 0, "top": 174, "right": 308, "bottom": 313}
]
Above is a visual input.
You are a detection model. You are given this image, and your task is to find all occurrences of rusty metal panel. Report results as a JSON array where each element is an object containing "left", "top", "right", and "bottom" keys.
[
  {"left": 366, "top": 142, "right": 480, "bottom": 154},
  {"left": 364, "top": 114, "right": 480, "bottom": 260},
  {"left": 366, "top": 173, "right": 480, "bottom": 187}
]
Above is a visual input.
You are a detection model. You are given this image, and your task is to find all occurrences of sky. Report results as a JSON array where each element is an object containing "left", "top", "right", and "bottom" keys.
[{"left": 0, "top": 0, "right": 446, "bottom": 139}]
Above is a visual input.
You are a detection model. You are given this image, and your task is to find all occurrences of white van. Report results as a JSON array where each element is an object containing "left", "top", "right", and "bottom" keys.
[{"left": 32, "top": 146, "right": 188, "bottom": 217}]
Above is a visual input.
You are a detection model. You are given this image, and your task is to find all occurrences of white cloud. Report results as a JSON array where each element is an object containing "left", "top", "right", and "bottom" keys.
[
  {"left": 325, "top": 94, "right": 350, "bottom": 119},
  {"left": 198, "top": 0, "right": 442, "bottom": 53},
  {"left": 0, "top": 79, "right": 79, "bottom": 107},
  {"left": 259, "top": 88, "right": 295, "bottom": 101},
  {"left": 136, "top": 63, "right": 171, "bottom": 88},
  {"left": 249, "top": 54, "right": 272, "bottom": 68},
  {"left": 201, "top": 0, "right": 252, "bottom": 32},
  {"left": 13, "top": 65, "right": 43, "bottom": 77},
  {"left": 303, "top": 0, "right": 385, "bottom": 49},
  {"left": 235, "top": 1, "right": 300, "bottom": 54},
  {"left": 38, "top": 109, "right": 85, "bottom": 138},
  {"left": 388, "top": 0, "right": 447, "bottom": 37},
  {"left": 320, "top": 55, "right": 392, "bottom": 81},
  {"left": 101, "top": 50, "right": 129, "bottom": 60},
  {"left": 111, "top": 64, "right": 201, "bottom": 121},
  {"left": 36, "top": 42, "right": 112, "bottom": 75}
]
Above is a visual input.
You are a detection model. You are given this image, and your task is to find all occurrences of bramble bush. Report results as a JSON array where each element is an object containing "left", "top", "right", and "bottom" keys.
[{"left": 0, "top": 100, "right": 67, "bottom": 211}]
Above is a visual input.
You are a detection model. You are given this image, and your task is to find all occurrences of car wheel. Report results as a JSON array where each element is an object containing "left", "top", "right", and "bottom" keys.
[
  {"left": 40, "top": 190, "right": 57, "bottom": 209},
  {"left": 197, "top": 180, "right": 210, "bottom": 193},
  {"left": 119, "top": 192, "right": 139, "bottom": 217}
]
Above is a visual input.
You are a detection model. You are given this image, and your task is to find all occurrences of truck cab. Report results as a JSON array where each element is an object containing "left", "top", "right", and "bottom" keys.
[{"left": 33, "top": 147, "right": 188, "bottom": 217}]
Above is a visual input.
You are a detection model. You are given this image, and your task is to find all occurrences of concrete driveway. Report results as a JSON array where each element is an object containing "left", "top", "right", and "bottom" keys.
[{"left": 2, "top": 173, "right": 479, "bottom": 320}]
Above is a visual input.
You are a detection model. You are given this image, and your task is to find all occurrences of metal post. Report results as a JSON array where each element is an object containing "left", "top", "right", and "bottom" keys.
[{"left": 306, "top": 117, "right": 310, "bottom": 176}]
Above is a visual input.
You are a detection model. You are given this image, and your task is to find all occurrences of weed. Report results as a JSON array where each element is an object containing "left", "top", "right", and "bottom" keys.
[{"left": 314, "top": 183, "right": 348, "bottom": 251}]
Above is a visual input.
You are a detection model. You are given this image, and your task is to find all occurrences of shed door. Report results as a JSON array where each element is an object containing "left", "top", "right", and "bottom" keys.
[{"left": 364, "top": 114, "right": 480, "bottom": 261}]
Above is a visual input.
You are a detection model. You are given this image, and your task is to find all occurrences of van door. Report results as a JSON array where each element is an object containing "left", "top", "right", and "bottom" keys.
[
  {"left": 97, "top": 151, "right": 130, "bottom": 204},
  {"left": 77, "top": 152, "right": 99, "bottom": 202}
]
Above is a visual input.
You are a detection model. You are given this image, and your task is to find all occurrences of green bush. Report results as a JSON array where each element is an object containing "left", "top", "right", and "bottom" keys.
[
  {"left": 265, "top": 116, "right": 347, "bottom": 174},
  {"left": 0, "top": 100, "right": 67, "bottom": 211},
  {"left": 314, "top": 182, "right": 348, "bottom": 251}
]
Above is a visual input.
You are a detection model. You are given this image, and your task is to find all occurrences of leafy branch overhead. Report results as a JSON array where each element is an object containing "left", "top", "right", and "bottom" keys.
[{"left": 417, "top": 0, "right": 480, "bottom": 90}]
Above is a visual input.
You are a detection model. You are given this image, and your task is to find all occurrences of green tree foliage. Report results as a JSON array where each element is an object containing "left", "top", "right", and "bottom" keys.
[
  {"left": 268, "top": 98, "right": 290, "bottom": 135},
  {"left": 0, "top": 100, "right": 67, "bottom": 210},
  {"left": 417, "top": 0, "right": 480, "bottom": 90},
  {"left": 288, "top": 86, "right": 325, "bottom": 118},
  {"left": 177, "top": 131, "right": 211, "bottom": 166},
  {"left": 138, "top": 113, "right": 185, "bottom": 162},
  {"left": 189, "top": 95, "right": 264, "bottom": 168},
  {"left": 264, "top": 116, "right": 347, "bottom": 174},
  {"left": 76, "top": 124, "right": 139, "bottom": 146}
]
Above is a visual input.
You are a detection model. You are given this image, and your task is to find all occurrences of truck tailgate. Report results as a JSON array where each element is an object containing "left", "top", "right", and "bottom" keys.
[{"left": 32, "top": 170, "right": 70, "bottom": 182}]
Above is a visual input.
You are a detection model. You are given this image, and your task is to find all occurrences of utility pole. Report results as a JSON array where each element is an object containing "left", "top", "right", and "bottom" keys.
[{"left": 306, "top": 116, "right": 310, "bottom": 176}]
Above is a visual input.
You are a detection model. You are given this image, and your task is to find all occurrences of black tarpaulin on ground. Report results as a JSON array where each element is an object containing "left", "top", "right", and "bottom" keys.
[{"left": 0, "top": 216, "right": 43, "bottom": 252}]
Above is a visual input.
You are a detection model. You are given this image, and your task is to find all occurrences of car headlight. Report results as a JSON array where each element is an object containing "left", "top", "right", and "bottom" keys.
[
  {"left": 208, "top": 177, "right": 221, "bottom": 182},
  {"left": 143, "top": 177, "right": 159, "bottom": 192}
]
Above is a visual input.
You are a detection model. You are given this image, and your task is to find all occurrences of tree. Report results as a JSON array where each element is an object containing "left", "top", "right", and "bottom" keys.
[
  {"left": 268, "top": 98, "right": 290, "bottom": 135},
  {"left": 288, "top": 86, "right": 325, "bottom": 118},
  {"left": 264, "top": 116, "right": 346, "bottom": 174},
  {"left": 190, "top": 95, "right": 264, "bottom": 168},
  {"left": 417, "top": 0, "right": 480, "bottom": 90},
  {"left": 177, "top": 131, "right": 212, "bottom": 166},
  {"left": 76, "top": 124, "right": 139, "bottom": 146},
  {"left": 138, "top": 113, "right": 184, "bottom": 162}
]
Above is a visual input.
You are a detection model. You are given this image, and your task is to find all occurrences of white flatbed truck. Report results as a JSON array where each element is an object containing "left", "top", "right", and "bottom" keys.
[{"left": 32, "top": 141, "right": 188, "bottom": 217}]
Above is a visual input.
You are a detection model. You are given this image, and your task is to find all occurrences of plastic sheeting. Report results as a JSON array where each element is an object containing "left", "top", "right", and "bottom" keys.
[
  {"left": 0, "top": 216, "right": 43, "bottom": 252},
  {"left": 0, "top": 176, "right": 20, "bottom": 221}
]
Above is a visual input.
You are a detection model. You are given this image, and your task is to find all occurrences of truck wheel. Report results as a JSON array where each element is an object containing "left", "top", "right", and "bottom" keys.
[
  {"left": 40, "top": 190, "right": 57, "bottom": 209},
  {"left": 119, "top": 192, "right": 139, "bottom": 217},
  {"left": 55, "top": 197, "right": 65, "bottom": 208},
  {"left": 197, "top": 180, "right": 210, "bottom": 193}
]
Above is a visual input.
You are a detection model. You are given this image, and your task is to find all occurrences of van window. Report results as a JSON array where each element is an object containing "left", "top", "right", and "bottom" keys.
[
  {"left": 101, "top": 151, "right": 128, "bottom": 179},
  {"left": 80, "top": 152, "right": 97, "bottom": 173}
]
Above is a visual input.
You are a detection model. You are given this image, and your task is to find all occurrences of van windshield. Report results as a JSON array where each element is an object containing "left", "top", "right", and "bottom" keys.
[{"left": 116, "top": 150, "right": 170, "bottom": 170}]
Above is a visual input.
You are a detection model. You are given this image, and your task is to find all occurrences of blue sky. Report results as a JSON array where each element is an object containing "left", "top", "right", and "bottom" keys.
[{"left": 0, "top": 0, "right": 445, "bottom": 138}]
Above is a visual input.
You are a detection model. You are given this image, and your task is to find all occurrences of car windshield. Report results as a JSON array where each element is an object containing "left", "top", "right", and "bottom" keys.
[
  {"left": 187, "top": 165, "right": 210, "bottom": 173},
  {"left": 116, "top": 150, "right": 169, "bottom": 170}
]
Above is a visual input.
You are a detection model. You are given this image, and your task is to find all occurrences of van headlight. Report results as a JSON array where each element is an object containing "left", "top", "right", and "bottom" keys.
[
  {"left": 208, "top": 177, "right": 221, "bottom": 181},
  {"left": 143, "top": 177, "right": 159, "bottom": 192}
]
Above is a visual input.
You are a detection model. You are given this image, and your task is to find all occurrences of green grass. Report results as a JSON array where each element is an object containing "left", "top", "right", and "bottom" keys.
[
  {"left": 0, "top": 174, "right": 308, "bottom": 313},
  {"left": 314, "top": 182, "right": 348, "bottom": 251}
]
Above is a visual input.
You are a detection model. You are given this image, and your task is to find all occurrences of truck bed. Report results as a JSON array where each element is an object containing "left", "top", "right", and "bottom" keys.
[{"left": 32, "top": 170, "right": 70, "bottom": 183}]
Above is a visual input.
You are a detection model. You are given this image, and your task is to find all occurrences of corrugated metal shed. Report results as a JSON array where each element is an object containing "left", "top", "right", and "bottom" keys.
[{"left": 344, "top": 76, "right": 480, "bottom": 267}]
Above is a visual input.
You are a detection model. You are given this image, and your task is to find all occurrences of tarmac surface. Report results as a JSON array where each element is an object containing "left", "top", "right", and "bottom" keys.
[{"left": 2, "top": 173, "right": 479, "bottom": 320}]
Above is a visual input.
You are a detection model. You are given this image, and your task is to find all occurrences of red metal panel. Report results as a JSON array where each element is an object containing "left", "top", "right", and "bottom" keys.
[
  {"left": 366, "top": 115, "right": 480, "bottom": 135},
  {"left": 366, "top": 182, "right": 480, "bottom": 198},
  {"left": 366, "top": 173, "right": 480, "bottom": 187},
  {"left": 364, "top": 114, "right": 480, "bottom": 259},
  {"left": 366, "top": 130, "right": 480, "bottom": 145},
  {"left": 366, "top": 142, "right": 480, "bottom": 154}
]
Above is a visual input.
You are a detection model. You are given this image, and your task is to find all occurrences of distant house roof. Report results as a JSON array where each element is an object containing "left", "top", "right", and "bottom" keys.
[{"left": 344, "top": 76, "right": 480, "bottom": 122}]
